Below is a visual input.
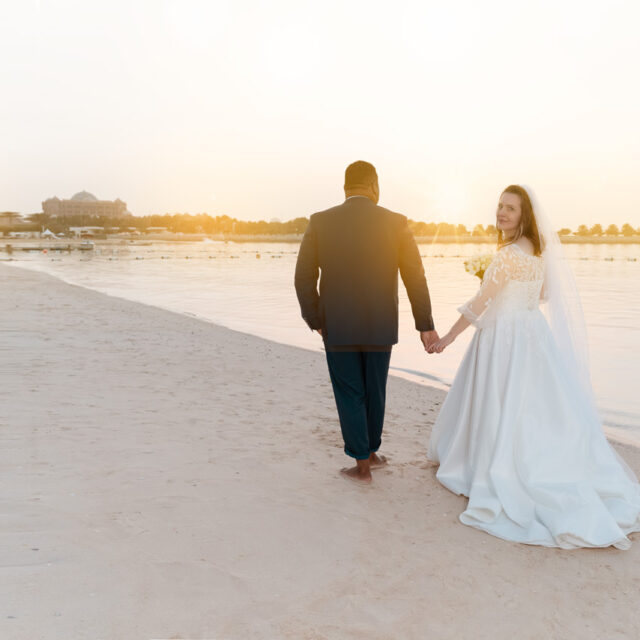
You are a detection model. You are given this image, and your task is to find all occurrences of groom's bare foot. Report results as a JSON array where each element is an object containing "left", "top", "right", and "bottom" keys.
[
  {"left": 340, "top": 460, "right": 372, "bottom": 484},
  {"left": 369, "top": 453, "right": 388, "bottom": 469}
]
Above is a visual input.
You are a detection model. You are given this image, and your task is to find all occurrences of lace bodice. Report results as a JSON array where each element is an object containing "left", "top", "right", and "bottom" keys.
[{"left": 459, "top": 243, "right": 545, "bottom": 327}]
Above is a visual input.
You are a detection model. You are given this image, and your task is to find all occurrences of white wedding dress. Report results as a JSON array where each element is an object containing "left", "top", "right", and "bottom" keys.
[{"left": 428, "top": 243, "right": 640, "bottom": 549}]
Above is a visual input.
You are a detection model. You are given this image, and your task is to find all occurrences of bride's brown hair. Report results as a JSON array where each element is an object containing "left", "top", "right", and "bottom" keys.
[{"left": 498, "top": 185, "right": 544, "bottom": 256}]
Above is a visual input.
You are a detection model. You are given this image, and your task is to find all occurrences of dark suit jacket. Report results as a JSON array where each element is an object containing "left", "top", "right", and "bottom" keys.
[{"left": 294, "top": 196, "right": 434, "bottom": 346}]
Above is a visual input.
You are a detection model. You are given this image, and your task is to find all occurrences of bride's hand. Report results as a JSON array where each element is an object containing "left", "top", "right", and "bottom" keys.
[{"left": 428, "top": 332, "right": 454, "bottom": 354}]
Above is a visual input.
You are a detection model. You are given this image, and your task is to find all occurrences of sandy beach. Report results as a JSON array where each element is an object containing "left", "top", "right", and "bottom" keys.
[{"left": 1, "top": 263, "right": 640, "bottom": 640}]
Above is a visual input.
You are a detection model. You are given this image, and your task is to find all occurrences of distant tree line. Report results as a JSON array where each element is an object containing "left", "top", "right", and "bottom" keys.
[
  {"left": 561, "top": 223, "right": 638, "bottom": 237},
  {"left": 2, "top": 212, "right": 639, "bottom": 237},
  {"left": 408, "top": 222, "right": 498, "bottom": 237},
  {"left": 2, "top": 213, "right": 310, "bottom": 235},
  {"left": 409, "top": 222, "right": 640, "bottom": 237}
]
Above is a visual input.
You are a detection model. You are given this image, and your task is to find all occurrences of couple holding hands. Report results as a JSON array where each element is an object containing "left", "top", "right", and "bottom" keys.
[{"left": 295, "top": 160, "right": 640, "bottom": 549}]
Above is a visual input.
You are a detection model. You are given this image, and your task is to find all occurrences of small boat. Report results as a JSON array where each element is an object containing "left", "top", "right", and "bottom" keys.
[{"left": 79, "top": 240, "right": 95, "bottom": 251}]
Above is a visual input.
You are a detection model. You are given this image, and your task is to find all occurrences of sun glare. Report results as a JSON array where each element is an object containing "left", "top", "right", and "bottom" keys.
[
  {"left": 163, "top": 0, "right": 233, "bottom": 51},
  {"left": 261, "top": 24, "right": 326, "bottom": 84}
]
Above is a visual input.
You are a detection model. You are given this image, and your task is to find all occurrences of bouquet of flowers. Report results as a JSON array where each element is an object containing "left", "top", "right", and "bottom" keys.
[{"left": 464, "top": 253, "right": 494, "bottom": 281}]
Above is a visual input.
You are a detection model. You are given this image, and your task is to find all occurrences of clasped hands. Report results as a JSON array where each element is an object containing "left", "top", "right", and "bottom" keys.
[{"left": 421, "top": 330, "right": 454, "bottom": 354}]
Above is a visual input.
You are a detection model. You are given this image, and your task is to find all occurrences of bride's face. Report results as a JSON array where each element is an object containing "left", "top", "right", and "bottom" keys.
[{"left": 496, "top": 192, "right": 522, "bottom": 235}]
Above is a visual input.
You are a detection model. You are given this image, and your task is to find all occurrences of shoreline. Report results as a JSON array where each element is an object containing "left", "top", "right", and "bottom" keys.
[
  {"left": 4, "top": 260, "right": 639, "bottom": 449},
  {"left": 3, "top": 233, "right": 640, "bottom": 248},
  {"left": 2, "top": 264, "right": 640, "bottom": 638}
]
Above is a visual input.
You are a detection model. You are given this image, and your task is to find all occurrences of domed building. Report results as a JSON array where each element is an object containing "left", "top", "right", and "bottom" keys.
[{"left": 42, "top": 191, "right": 128, "bottom": 218}]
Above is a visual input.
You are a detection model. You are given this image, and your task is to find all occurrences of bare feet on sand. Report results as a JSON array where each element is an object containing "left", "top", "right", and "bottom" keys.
[
  {"left": 369, "top": 453, "right": 388, "bottom": 469},
  {"left": 340, "top": 459, "right": 372, "bottom": 484},
  {"left": 340, "top": 454, "right": 388, "bottom": 483}
]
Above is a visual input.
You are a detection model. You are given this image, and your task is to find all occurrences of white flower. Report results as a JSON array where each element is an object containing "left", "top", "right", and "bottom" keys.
[{"left": 464, "top": 253, "right": 494, "bottom": 280}]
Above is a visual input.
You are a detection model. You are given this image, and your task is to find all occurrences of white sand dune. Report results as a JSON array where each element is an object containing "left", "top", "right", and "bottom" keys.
[{"left": 1, "top": 263, "right": 639, "bottom": 640}]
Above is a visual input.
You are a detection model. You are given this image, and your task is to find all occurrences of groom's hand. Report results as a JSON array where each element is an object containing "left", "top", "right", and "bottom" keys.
[
  {"left": 420, "top": 330, "right": 439, "bottom": 352},
  {"left": 429, "top": 332, "right": 455, "bottom": 353}
]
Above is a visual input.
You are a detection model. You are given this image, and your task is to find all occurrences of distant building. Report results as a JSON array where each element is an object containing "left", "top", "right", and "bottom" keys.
[
  {"left": 69, "top": 226, "right": 105, "bottom": 238},
  {"left": 6, "top": 231, "right": 37, "bottom": 238},
  {"left": 0, "top": 211, "right": 25, "bottom": 227},
  {"left": 42, "top": 191, "right": 128, "bottom": 219}
]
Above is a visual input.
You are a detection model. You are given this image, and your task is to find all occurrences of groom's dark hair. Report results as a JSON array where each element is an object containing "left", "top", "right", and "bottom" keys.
[{"left": 344, "top": 161, "right": 378, "bottom": 190}]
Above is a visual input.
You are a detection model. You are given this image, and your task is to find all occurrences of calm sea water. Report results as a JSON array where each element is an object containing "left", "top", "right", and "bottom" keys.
[{"left": 7, "top": 240, "right": 640, "bottom": 444}]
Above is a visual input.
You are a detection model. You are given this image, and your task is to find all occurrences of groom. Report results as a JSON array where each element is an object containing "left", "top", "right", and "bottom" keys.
[{"left": 295, "top": 161, "right": 438, "bottom": 483}]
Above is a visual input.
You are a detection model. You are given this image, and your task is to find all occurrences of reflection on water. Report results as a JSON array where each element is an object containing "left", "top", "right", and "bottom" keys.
[{"left": 8, "top": 240, "right": 640, "bottom": 444}]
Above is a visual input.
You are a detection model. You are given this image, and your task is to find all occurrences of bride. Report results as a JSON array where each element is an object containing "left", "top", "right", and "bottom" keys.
[{"left": 427, "top": 185, "right": 640, "bottom": 549}]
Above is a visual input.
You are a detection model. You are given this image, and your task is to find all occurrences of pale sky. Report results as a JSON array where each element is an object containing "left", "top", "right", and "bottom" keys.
[{"left": 1, "top": 0, "right": 639, "bottom": 228}]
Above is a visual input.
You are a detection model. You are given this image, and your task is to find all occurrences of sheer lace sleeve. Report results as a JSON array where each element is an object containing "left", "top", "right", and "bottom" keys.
[
  {"left": 540, "top": 271, "right": 549, "bottom": 302},
  {"left": 458, "top": 246, "right": 514, "bottom": 326}
]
